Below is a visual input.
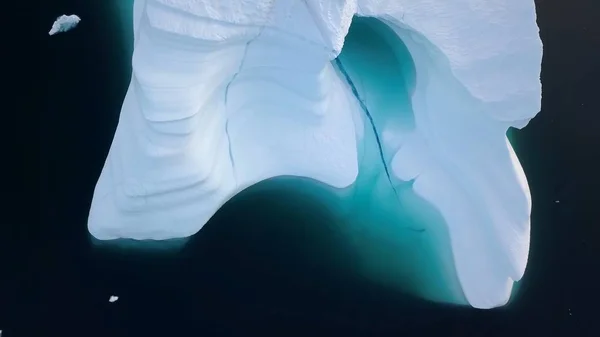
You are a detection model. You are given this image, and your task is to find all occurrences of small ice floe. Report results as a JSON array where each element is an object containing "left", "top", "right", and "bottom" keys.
[
  {"left": 109, "top": 295, "right": 119, "bottom": 303},
  {"left": 49, "top": 14, "right": 81, "bottom": 36}
]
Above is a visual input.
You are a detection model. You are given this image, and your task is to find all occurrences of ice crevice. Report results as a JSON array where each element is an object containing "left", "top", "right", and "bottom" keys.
[
  {"left": 89, "top": 0, "right": 543, "bottom": 310},
  {"left": 223, "top": 25, "right": 268, "bottom": 184},
  {"left": 333, "top": 57, "right": 400, "bottom": 201}
]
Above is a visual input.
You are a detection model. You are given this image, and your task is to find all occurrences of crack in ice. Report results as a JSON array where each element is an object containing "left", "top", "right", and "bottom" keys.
[
  {"left": 335, "top": 57, "right": 425, "bottom": 234},
  {"left": 223, "top": 28, "right": 267, "bottom": 183},
  {"left": 334, "top": 57, "right": 400, "bottom": 200}
]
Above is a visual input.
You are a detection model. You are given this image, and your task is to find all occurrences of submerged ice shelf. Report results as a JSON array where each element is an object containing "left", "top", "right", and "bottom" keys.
[{"left": 88, "top": 0, "right": 543, "bottom": 309}]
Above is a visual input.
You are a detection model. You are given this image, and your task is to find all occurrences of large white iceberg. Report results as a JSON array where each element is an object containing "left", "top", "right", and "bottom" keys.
[
  {"left": 48, "top": 14, "right": 81, "bottom": 35},
  {"left": 88, "top": 0, "right": 542, "bottom": 309}
]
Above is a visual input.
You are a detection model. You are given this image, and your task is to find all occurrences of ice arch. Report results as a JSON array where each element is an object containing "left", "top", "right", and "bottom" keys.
[{"left": 89, "top": 0, "right": 542, "bottom": 309}]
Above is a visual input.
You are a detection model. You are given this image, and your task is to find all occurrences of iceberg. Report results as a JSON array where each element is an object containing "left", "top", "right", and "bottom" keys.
[
  {"left": 88, "top": 0, "right": 542, "bottom": 309},
  {"left": 48, "top": 14, "right": 81, "bottom": 36}
]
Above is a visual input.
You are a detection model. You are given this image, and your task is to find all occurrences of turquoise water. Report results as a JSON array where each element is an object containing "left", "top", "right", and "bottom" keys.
[{"left": 332, "top": 17, "right": 465, "bottom": 304}]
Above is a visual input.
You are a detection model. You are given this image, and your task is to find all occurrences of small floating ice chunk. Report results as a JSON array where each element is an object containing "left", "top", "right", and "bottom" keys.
[
  {"left": 109, "top": 295, "right": 118, "bottom": 302},
  {"left": 48, "top": 14, "right": 81, "bottom": 36}
]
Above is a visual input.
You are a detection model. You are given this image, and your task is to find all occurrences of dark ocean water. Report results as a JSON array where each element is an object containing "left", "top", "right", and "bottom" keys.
[{"left": 32, "top": 0, "right": 600, "bottom": 336}]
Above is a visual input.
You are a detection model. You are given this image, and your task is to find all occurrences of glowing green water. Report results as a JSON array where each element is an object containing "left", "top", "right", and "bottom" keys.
[{"left": 331, "top": 17, "right": 465, "bottom": 304}]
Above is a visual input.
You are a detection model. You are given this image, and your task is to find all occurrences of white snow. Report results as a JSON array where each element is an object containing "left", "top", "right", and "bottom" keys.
[
  {"left": 88, "top": 0, "right": 542, "bottom": 310},
  {"left": 48, "top": 14, "right": 81, "bottom": 36}
]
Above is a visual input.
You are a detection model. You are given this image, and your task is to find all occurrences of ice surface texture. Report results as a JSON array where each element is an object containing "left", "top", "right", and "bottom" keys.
[
  {"left": 48, "top": 14, "right": 81, "bottom": 35},
  {"left": 88, "top": 0, "right": 542, "bottom": 309}
]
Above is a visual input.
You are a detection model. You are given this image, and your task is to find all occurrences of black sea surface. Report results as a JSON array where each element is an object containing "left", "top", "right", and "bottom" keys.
[{"left": 30, "top": 0, "right": 600, "bottom": 336}]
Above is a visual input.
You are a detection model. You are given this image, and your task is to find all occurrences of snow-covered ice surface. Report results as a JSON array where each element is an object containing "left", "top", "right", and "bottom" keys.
[
  {"left": 48, "top": 14, "right": 81, "bottom": 35},
  {"left": 88, "top": 0, "right": 542, "bottom": 309}
]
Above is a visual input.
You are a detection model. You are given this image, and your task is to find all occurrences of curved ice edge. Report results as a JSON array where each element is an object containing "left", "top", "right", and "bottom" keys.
[
  {"left": 381, "top": 17, "right": 532, "bottom": 309},
  {"left": 89, "top": 0, "right": 541, "bottom": 310}
]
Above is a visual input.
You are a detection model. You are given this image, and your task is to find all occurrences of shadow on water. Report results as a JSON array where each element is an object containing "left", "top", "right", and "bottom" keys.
[
  {"left": 80, "top": 177, "right": 474, "bottom": 336},
  {"left": 86, "top": 175, "right": 466, "bottom": 307},
  {"left": 185, "top": 177, "right": 360, "bottom": 278},
  {"left": 181, "top": 176, "right": 466, "bottom": 309}
]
